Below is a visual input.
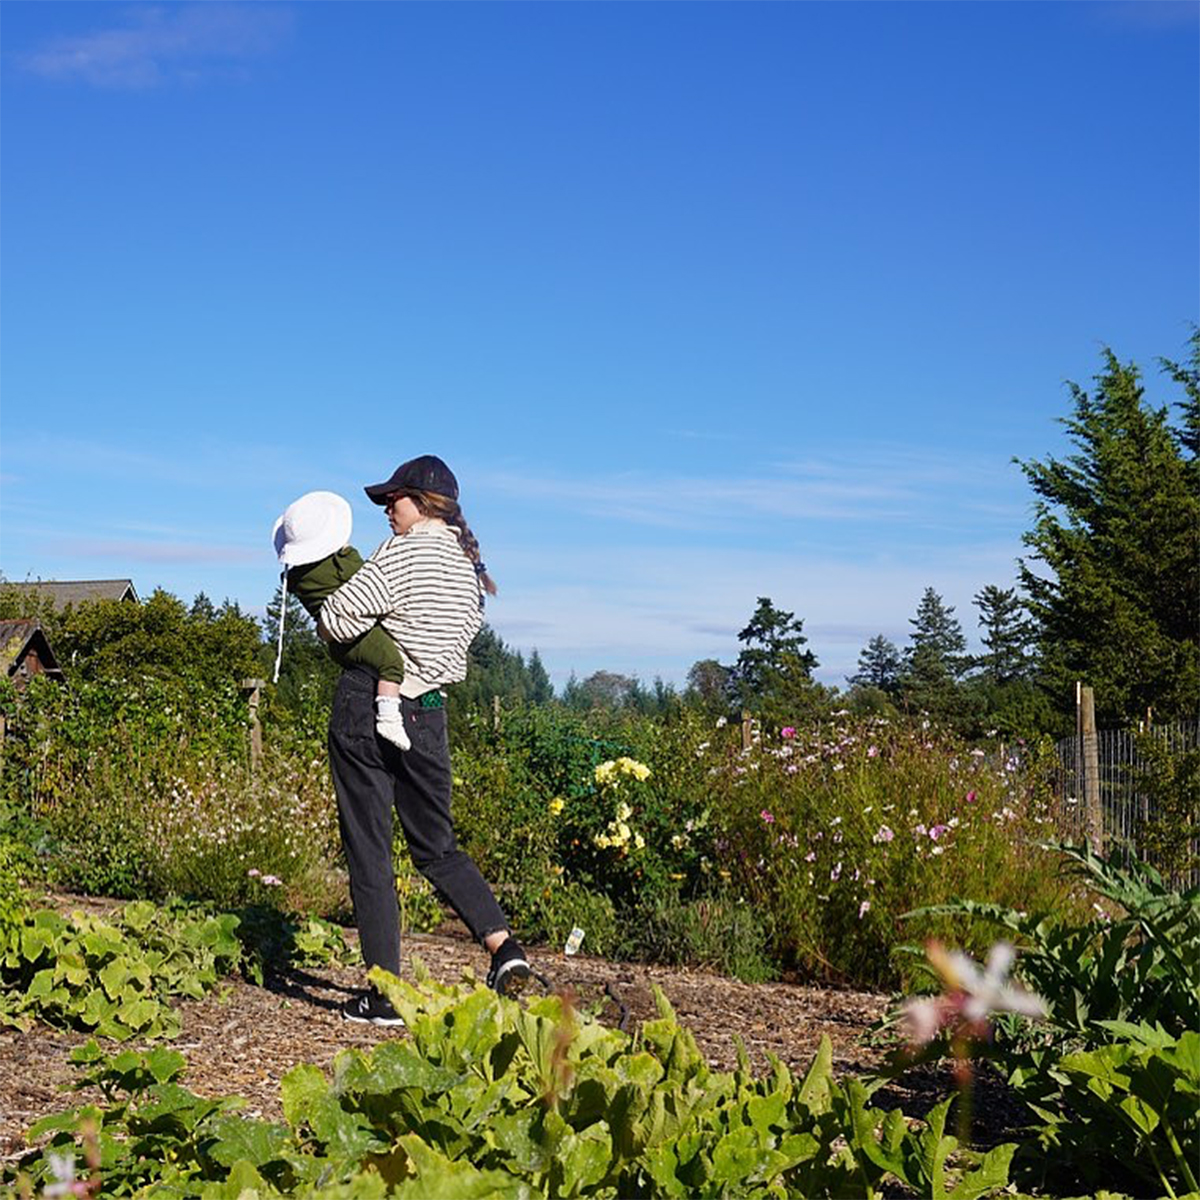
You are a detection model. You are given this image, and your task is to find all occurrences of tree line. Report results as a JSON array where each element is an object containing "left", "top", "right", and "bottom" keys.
[{"left": 2, "top": 336, "right": 1195, "bottom": 736}]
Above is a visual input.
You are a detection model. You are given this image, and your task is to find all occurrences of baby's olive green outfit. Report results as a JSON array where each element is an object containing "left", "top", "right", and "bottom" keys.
[{"left": 287, "top": 548, "right": 405, "bottom": 684}]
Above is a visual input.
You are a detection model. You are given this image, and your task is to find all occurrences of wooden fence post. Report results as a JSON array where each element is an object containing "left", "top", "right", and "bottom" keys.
[
  {"left": 741, "top": 710, "right": 753, "bottom": 752},
  {"left": 241, "top": 678, "right": 266, "bottom": 773},
  {"left": 1079, "top": 684, "right": 1103, "bottom": 852}
]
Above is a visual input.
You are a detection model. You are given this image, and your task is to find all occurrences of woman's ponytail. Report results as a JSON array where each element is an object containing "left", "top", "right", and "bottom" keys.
[{"left": 411, "top": 490, "right": 497, "bottom": 597}]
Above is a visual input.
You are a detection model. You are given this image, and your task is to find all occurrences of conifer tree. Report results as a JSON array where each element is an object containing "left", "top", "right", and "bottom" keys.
[
  {"left": 731, "top": 596, "right": 823, "bottom": 721},
  {"left": 847, "top": 634, "right": 903, "bottom": 694},
  {"left": 527, "top": 649, "right": 554, "bottom": 704},
  {"left": 1017, "top": 341, "right": 1200, "bottom": 724},
  {"left": 901, "top": 588, "right": 968, "bottom": 718},
  {"left": 973, "top": 585, "right": 1036, "bottom": 685}
]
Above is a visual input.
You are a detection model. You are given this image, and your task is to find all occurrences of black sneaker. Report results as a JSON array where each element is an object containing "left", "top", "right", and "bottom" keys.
[
  {"left": 487, "top": 938, "right": 533, "bottom": 998},
  {"left": 341, "top": 990, "right": 405, "bottom": 1027}
]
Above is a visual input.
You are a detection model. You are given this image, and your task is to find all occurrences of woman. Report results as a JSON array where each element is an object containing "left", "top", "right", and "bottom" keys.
[{"left": 320, "top": 454, "right": 531, "bottom": 1024}]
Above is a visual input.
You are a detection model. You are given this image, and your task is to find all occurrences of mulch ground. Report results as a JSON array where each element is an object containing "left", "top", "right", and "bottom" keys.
[{"left": 1, "top": 895, "right": 1022, "bottom": 1167}]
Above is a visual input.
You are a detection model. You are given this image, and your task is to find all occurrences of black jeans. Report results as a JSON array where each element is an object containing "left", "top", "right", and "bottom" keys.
[{"left": 327, "top": 668, "right": 508, "bottom": 975}]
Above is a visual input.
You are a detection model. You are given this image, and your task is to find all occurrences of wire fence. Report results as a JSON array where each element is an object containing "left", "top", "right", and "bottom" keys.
[{"left": 1050, "top": 721, "right": 1199, "bottom": 885}]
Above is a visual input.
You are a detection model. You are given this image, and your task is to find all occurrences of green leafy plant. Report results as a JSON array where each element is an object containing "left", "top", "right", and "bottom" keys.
[
  {"left": 9, "top": 971, "right": 1019, "bottom": 1199},
  {"left": 0, "top": 900, "right": 243, "bottom": 1039},
  {"left": 906, "top": 842, "right": 1200, "bottom": 1198}
]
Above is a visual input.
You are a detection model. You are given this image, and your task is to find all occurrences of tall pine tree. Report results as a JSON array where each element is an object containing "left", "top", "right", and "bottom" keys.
[
  {"left": 1017, "top": 340, "right": 1199, "bottom": 724},
  {"left": 847, "top": 634, "right": 903, "bottom": 694},
  {"left": 973, "top": 585, "right": 1036, "bottom": 685},
  {"left": 901, "top": 588, "right": 968, "bottom": 720},
  {"left": 731, "top": 596, "right": 823, "bottom": 722}
]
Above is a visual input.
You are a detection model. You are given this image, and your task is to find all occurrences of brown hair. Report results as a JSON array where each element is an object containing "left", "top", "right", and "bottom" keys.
[{"left": 405, "top": 489, "right": 497, "bottom": 596}]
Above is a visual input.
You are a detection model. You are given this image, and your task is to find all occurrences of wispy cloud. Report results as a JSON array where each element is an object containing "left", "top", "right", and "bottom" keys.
[
  {"left": 476, "top": 446, "right": 1024, "bottom": 534},
  {"left": 1092, "top": 1, "right": 1200, "bottom": 32},
  {"left": 53, "top": 538, "right": 260, "bottom": 565},
  {"left": 20, "top": 4, "right": 292, "bottom": 88},
  {"left": 488, "top": 539, "right": 1025, "bottom": 687}
]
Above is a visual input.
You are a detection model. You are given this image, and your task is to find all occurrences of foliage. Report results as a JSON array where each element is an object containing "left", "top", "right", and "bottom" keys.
[
  {"left": 730, "top": 596, "right": 825, "bottom": 723},
  {"left": 0, "top": 586, "right": 264, "bottom": 690},
  {"left": 1017, "top": 338, "right": 1200, "bottom": 726},
  {"left": 901, "top": 589, "right": 973, "bottom": 724},
  {"left": 848, "top": 635, "right": 904, "bottom": 696},
  {"left": 261, "top": 586, "right": 342, "bottom": 717},
  {"left": 684, "top": 657, "right": 734, "bottom": 716},
  {"left": 710, "top": 716, "right": 1071, "bottom": 987},
  {"left": 1, "top": 670, "right": 344, "bottom": 911},
  {"left": 638, "top": 889, "right": 778, "bottom": 983},
  {"left": 972, "top": 586, "right": 1037, "bottom": 687},
  {"left": 9, "top": 972, "right": 1018, "bottom": 1199},
  {"left": 909, "top": 843, "right": 1200, "bottom": 1197},
  {"left": 913, "top": 842, "right": 1198, "bottom": 1045},
  {"left": 1133, "top": 729, "right": 1200, "bottom": 885},
  {"left": 451, "top": 625, "right": 556, "bottom": 719},
  {"left": 0, "top": 900, "right": 242, "bottom": 1040}
]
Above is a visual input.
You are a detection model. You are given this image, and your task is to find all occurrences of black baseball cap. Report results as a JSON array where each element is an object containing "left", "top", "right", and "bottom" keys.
[{"left": 364, "top": 455, "right": 459, "bottom": 505}]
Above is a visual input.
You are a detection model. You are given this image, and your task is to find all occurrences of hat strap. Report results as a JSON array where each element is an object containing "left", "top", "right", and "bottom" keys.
[{"left": 272, "top": 571, "right": 288, "bottom": 684}]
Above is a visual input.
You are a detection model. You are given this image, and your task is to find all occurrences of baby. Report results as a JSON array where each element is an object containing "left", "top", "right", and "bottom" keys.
[{"left": 272, "top": 490, "right": 409, "bottom": 751}]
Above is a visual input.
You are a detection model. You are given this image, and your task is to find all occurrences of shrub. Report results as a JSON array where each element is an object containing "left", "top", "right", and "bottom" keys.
[{"left": 706, "top": 716, "right": 1073, "bottom": 987}]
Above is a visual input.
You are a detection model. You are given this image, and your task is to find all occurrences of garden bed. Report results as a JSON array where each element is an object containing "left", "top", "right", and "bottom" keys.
[{"left": 1, "top": 906, "right": 898, "bottom": 1162}]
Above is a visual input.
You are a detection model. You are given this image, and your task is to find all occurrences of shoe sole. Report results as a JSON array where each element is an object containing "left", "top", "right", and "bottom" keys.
[
  {"left": 493, "top": 961, "right": 533, "bottom": 998},
  {"left": 342, "top": 1010, "right": 405, "bottom": 1027}
]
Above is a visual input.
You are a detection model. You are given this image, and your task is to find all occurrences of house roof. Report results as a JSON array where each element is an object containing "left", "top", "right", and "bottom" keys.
[
  {"left": 4, "top": 579, "right": 139, "bottom": 610},
  {"left": 0, "top": 618, "right": 64, "bottom": 679}
]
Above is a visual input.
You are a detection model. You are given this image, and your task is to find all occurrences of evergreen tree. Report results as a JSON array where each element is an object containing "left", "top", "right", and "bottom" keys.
[
  {"left": 901, "top": 588, "right": 969, "bottom": 718},
  {"left": 526, "top": 649, "right": 554, "bottom": 704},
  {"left": 731, "top": 597, "right": 823, "bottom": 721},
  {"left": 260, "top": 585, "right": 341, "bottom": 710},
  {"left": 1017, "top": 342, "right": 1200, "bottom": 724},
  {"left": 847, "top": 634, "right": 903, "bottom": 693},
  {"left": 973, "top": 585, "right": 1036, "bottom": 685}
]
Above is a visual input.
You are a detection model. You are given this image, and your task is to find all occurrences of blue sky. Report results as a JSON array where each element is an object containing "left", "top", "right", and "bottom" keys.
[{"left": 2, "top": 1, "right": 1196, "bottom": 689}]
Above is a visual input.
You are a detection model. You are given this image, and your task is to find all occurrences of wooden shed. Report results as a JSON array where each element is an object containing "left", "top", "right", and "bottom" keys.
[{"left": 0, "top": 620, "right": 65, "bottom": 690}]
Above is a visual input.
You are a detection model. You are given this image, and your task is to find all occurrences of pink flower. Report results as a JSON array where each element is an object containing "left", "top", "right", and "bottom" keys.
[
  {"left": 965, "top": 790, "right": 978, "bottom": 804},
  {"left": 760, "top": 809, "right": 775, "bottom": 824},
  {"left": 830, "top": 861, "right": 842, "bottom": 881},
  {"left": 929, "top": 824, "right": 949, "bottom": 841},
  {"left": 247, "top": 868, "right": 261, "bottom": 878},
  {"left": 859, "top": 900, "right": 871, "bottom": 919},
  {"left": 903, "top": 941, "right": 1047, "bottom": 1048},
  {"left": 867, "top": 745, "right": 879, "bottom": 758},
  {"left": 873, "top": 825, "right": 895, "bottom": 844},
  {"left": 804, "top": 850, "right": 817, "bottom": 862},
  {"left": 781, "top": 727, "right": 796, "bottom": 739}
]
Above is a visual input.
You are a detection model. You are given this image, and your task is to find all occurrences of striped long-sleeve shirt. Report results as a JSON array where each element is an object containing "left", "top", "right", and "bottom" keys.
[{"left": 319, "top": 520, "right": 483, "bottom": 697}]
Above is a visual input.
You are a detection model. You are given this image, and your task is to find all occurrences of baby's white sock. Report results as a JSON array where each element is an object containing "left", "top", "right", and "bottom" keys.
[{"left": 375, "top": 696, "right": 410, "bottom": 751}]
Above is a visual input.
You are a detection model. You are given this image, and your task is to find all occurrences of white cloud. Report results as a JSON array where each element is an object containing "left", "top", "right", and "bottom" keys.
[
  {"left": 474, "top": 446, "right": 1024, "bottom": 534},
  {"left": 20, "top": 4, "right": 292, "bottom": 88},
  {"left": 52, "top": 537, "right": 260, "bottom": 565},
  {"left": 488, "top": 539, "right": 1025, "bottom": 688}
]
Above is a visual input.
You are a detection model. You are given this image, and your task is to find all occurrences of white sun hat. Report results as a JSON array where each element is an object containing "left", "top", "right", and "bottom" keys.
[
  {"left": 270, "top": 491, "right": 353, "bottom": 683},
  {"left": 272, "top": 491, "right": 353, "bottom": 567}
]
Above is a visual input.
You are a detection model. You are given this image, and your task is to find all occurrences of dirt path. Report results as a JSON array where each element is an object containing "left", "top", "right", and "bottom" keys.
[{"left": 2, "top": 916, "right": 894, "bottom": 1161}]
